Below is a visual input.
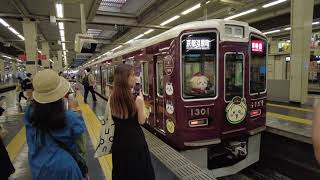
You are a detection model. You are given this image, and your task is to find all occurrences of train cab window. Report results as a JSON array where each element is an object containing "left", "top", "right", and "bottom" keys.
[
  {"left": 156, "top": 60, "right": 164, "bottom": 96},
  {"left": 181, "top": 32, "right": 217, "bottom": 99},
  {"left": 250, "top": 36, "right": 267, "bottom": 94},
  {"left": 225, "top": 53, "right": 244, "bottom": 101},
  {"left": 142, "top": 62, "right": 149, "bottom": 95}
]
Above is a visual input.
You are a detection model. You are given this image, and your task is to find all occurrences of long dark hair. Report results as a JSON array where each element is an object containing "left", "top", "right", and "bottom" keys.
[
  {"left": 29, "top": 99, "right": 66, "bottom": 130},
  {"left": 110, "top": 64, "right": 137, "bottom": 119}
]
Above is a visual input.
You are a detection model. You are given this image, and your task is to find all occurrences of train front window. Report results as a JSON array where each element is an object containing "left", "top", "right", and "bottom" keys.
[
  {"left": 181, "top": 32, "right": 217, "bottom": 99},
  {"left": 225, "top": 53, "right": 244, "bottom": 101},
  {"left": 250, "top": 36, "right": 267, "bottom": 94}
]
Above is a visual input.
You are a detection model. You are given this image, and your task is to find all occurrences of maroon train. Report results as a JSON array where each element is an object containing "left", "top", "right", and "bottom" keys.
[{"left": 87, "top": 19, "right": 267, "bottom": 176}]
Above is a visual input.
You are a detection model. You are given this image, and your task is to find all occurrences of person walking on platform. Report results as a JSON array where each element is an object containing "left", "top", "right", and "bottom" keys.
[
  {"left": 109, "top": 64, "right": 155, "bottom": 180},
  {"left": 0, "top": 96, "right": 15, "bottom": 180},
  {"left": 24, "top": 69, "right": 87, "bottom": 180},
  {"left": 23, "top": 73, "right": 33, "bottom": 102},
  {"left": 82, "top": 68, "right": 97, "bottom": 104},
  {"left": 16, "top": 77, "right": 27, "bottom": 103}
]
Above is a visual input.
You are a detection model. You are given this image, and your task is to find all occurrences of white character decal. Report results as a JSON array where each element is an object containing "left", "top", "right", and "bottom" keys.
[
  {"left": 166, "top": 101, "right": 174, "bottom": 114},
  {"left": 226, "top": 96, "right": 247, "bottom": 124},
  {"left": 165, "top": 82, "right": 174, "bottom": 96}
]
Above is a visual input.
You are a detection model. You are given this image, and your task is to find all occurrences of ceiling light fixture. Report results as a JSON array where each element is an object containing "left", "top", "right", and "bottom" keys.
[
  {"left": 58, "top": 22, "right": 64, "bottom": 30},
  {"left": 8, "top": 27, "right": 19, "bottom": 35},
  {"left": 160, "top": 15, "right": 180, "bottom": 26},
  {"left": 56, "top": 3, "right": 64, "bottom": 18},
  {"left": 262, "top": 0, "right": 287, "bottom": 8},
  {"left": 144, "top": 29, "right": 154, "bottom": 35},
  {"left": 133, "top": 34, "right": 144, "bottom": 40},
  {"left": 60, "top": 30, "right": 65, "bottom": 37},
  {"left": 181, "top": 3, "right": 201, "bottom": 15},
  {"left": 284, "top": 27, "right": 291, "bottom": 31},
  {"left": 263, "top": 29, "right": 281, "bottom": 35},
  {"left": 111, "top": 45, "right": 122, "bottom": 51},
  {"left": 312, "top": 21, "right": 320, "bottom": 25},
  {"left": 0, "top": 18, "right": 9, "bottom": 27},
  {"left": 18, "top": 34, "right": 25, "bottom": 40},
  {"left": 61, "top": 36, "right": 65, "bottom": 42},
  {"left": 224, "top": 9, "right": 257, "bottom": 20}
]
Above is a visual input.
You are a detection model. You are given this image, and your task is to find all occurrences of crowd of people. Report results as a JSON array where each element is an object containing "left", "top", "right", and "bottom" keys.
[{"left": 0, "top": 65, "right": 155, "bottom": 180}]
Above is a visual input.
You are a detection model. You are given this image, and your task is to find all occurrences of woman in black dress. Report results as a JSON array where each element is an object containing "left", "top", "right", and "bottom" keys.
[{"left": 110, "top": 64, "right": 155, "bottom": 180}]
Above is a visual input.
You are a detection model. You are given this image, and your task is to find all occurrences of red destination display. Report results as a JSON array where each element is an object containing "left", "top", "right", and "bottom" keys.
[{"left": 251, "top": 40, "right": 264, "bottom": 53}]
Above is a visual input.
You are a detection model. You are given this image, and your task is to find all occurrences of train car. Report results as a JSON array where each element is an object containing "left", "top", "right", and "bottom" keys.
[{"left": 86, "top": 19, "right": 267, "bottom": 177}]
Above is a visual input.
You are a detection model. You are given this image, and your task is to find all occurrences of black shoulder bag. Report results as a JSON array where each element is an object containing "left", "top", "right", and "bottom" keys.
[{"left": 47, "top": 130, "right": 88, "bottom": 177}]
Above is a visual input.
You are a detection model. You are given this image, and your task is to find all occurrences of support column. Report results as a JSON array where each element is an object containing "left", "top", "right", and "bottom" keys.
[
  {"left": 12, "top": 62, "right": 17, "bottom": 79},
  {"left": 289, "top": 0, "right": 314, "bottom": 104},
  {"left": 41, "top": 41, "right": 50, "bottom": 69},
  {"left": 53, "top": 51, "right": 63, "bottom": 72},
  {"left": 80, "top": 3, "right": 86, "bottom": 34},
  {"left": 0, "top": 59, "right": 4, "bottom": 83},
  {"left": 22, "top": 19, "right": 38, "bottom": 76}
]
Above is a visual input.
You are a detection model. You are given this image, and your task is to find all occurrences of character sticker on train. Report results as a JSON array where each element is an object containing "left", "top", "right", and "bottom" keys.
[
  {"left": 166, "top": 119, "right": 175, "bottom": 134},
  {"left": 166, "top": 100, "right": 174, "bottom": 114},
  {"left": 226, "top": 96, "right": 247, "bottom": 124},
  {"left": 165, "top": 82, "right": 174, "bottom": 95},
  {"left": 164, "top": 55, "right": 174, "bottom": 75}
]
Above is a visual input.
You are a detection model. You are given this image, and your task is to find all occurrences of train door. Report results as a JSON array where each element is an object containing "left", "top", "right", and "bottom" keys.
[
  {"left": 153, "top": 55, "right": 165, "bottom": 133},
  {"left": 222, "top": 45, "right": 248, "bottom": 134}
]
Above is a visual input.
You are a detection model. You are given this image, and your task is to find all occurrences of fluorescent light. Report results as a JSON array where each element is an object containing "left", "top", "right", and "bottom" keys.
[
  {"left": 125, "top": 39, "right": 134, "bottom": 44},
  {"left": 284, "top": 27, "right": 291, "bottom": 31},
  {"left": 144, "top": 29, "right": 154, "bottom": 35},
  {"left": 18, "top": 34, "right": 25, "bottom": 40},
  {"left": 262, "top": 0, "right": 287, "bottom": 8},
  {"left": 312, "top": 21, "right": 320, "bottom": 25},
  {"left": 60, "top": 30, "right": 65, "bottom": 37},
  {"left": 133, "top": 34, "right": 144, "bottom": 40},
  {"left": 206, "top": 1, "right": 211, "bottom": 4},
  {"left": 181, "top": 3, "right": 201, "bottom": 15},
  {"left": 160, "top": 15, "right": 180, "bottom": 26},
  {"left": 8, "top": 27, "right": 19, "bottom": 35},
  {"left": 56, "top": 3, "right": 64, "bottom": 18},
  {"left": 224, "top": 9, "right": 257, "bottom": 20},
  {"left": 37, "top": 49, "right": 42, "bottom": 53},
  {"left": 61, "top": 36, "right": 65, "bottom": 42},
  {"left": 62, "top": 43, "right": 66, "bottom": 50},
  {"left": 58, "top": 22, "right": 64, "bottom": 30},
  {"left": 0, "top": 18, "right": 9, "bottom": 27},
  {"left": 112, "top": 45, "right": 122, "bottom": 51},
  {"left": 263, "top": 29, "right": 281, "bottom": 35}
]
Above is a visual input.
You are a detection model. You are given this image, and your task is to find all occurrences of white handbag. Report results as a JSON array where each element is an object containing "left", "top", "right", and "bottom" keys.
[{"left": 94, "top": 100, "right": 114, "bottom": 158}]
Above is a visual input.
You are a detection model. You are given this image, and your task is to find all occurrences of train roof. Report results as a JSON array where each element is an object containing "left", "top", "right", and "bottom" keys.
[{"left": 88, "top": 19, "right": 265, "bottom": 67}]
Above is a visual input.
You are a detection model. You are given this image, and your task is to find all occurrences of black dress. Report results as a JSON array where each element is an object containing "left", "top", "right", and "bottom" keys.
[{"left": 112, "top": 113, "right": 155, "bottom": 180}]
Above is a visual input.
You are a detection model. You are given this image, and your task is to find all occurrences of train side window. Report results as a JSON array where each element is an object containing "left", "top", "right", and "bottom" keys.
[
  {"left": 181, "top": 32, "right": 217, "bottom": 99},
  {"left": 142, "top": 62, "right": 149, "bottom": 95},
  {"left": 107, "top": 67, "right": 114, "bottom": 85},
  {"left": 250, "top": 36, "right": 267, "bottom": 94},
  {"left": 225, "top": 53, "right": 244, "bottom": 101},
  {"left": 156, "top": 60, "right": 164, "bottom": 96}
]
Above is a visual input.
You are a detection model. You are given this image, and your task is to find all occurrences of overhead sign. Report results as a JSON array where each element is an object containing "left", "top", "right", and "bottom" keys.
[{"left": 186, "top": 39, "right": 210, "bottom": 50}]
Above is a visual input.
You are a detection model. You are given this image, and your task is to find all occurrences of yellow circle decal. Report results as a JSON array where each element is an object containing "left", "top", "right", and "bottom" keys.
[{"left": 166, "top": 119, "right": 175, "bottom": 134}]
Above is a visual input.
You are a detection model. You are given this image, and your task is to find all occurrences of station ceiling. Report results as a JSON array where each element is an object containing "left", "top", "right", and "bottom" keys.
[{"left": 0, "top": 0, "right": 319, "bottom": 68}]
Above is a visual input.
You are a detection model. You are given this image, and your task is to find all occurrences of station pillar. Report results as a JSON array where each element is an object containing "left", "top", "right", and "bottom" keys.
[
  {"left": 22, "top": 19, "right": 38, "bottom": 76},
  {"left": 0, "top": 59, "right": 4, "bottom": 83},
  {"left": 289, "top": 0, "right": 314, "bottom": 104},
  {"left": 53, "top": 51, "right": 63, "bottom": 72},
  {"left": 12, "top": 62, "right": 17, "bottom": 79},
  {"left": 41, "top": 41, "right": 50, "bottom": 69}
]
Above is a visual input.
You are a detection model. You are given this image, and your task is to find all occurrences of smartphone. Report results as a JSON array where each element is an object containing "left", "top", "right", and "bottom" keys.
[{"left": 133, "top": 83, "right": 141, "bottom": 97}]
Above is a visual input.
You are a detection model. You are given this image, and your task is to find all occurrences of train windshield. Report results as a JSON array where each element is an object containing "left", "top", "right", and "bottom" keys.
[
  {"left": 225, "top": 53, "right": 244, "bottom": 101},
  {"left": 250, "top": 36, "right": 267, "bottom": 94},
  {"left": 181, "top": 32, "right": 217, "bottom": 99}
]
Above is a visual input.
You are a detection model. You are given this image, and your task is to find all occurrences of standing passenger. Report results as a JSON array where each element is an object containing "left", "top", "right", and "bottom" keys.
[
  {"left": 83, "top": 68, "right": 97, "bottom": 104},
  {"left": 23, "top": 73, "right": 33, "bottom": 102},
  {"left": 110, "top": 64, "right": 155, "bottom": 180},
  {"left": 24, "top": 69, "right": 86, "bottom": 180}
]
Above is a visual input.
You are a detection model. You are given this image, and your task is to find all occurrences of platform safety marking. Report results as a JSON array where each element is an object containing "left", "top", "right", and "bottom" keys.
[
  {"left": 267, "top": 103, "right": 313, "bottom": 113},
  {"left": 267, "top": 112, "right": 312, "bottom": 125},
  {"left": 6, "top": 127, "right": 26, "bottom": 161},
  {"left": 76, "top": 92, "right": 112, "bottom": 180}
]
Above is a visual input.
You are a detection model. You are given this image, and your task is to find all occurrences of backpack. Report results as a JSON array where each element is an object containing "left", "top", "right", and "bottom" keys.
[{"left": 82, "top": 75, "right": 89, "bottom": 87}]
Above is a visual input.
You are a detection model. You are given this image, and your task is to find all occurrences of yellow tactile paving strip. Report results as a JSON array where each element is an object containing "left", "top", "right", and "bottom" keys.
[
  {"left": 75, "top": 92, "right": 112, "bottom": 179},
  {"left": 267, "top": 103, "right": 313, "bottom": 113},
  {"left": 267, "top": 112, "right": 312, "bottom": 125},
  {"left": 6, "top": 127, "right": 26, "bottom": 161}
]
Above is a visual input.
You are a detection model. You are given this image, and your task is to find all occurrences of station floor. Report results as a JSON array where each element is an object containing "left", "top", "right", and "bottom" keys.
[{"left": 0, "top": 83, "right": 315, "bottom": 179}]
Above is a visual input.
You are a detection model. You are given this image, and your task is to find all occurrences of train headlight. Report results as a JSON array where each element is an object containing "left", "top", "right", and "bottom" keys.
[
  {"left": 188, "top": 118, "right": 208, "bottom": 127},
  {"left": 250, "top": 109, "right": 261, "bottom": 118}
]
